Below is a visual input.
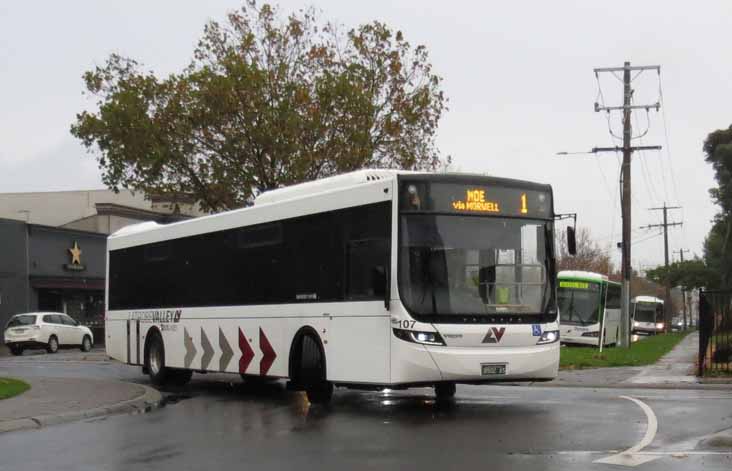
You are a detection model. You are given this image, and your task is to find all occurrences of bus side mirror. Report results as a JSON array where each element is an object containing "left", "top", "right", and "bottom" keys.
[{"left": 567, "top": 226, "right": 577, "bottom": 256}]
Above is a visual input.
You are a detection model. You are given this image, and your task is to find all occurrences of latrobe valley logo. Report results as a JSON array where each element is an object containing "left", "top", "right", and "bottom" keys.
[{"left": 131, "top": 309, "right": 182, "bottom": 323}]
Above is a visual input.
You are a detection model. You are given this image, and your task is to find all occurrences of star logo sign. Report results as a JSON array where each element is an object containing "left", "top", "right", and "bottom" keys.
[{"left": 68, "top": 241, "right": 82, "bottom": 265}]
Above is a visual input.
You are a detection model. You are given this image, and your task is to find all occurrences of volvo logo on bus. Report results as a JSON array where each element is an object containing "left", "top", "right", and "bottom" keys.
[{"left": 482, "top": 327, "right": 506, "bottom": 344}]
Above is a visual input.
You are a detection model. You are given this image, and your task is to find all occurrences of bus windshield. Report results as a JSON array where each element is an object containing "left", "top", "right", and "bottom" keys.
[
  {"left": 558, "top": 283, "right": 602, "bottom": 325},
  {"left": 398, "top": 214, "right": 552, "bottom": 318},
  {"left": 635, "top": 303, "right": 661, "bottom": 322}
]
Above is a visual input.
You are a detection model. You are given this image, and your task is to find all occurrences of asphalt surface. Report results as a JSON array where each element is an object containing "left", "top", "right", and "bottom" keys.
[{"left": 1, "top": 349, "right": 731, "bottom": 471}]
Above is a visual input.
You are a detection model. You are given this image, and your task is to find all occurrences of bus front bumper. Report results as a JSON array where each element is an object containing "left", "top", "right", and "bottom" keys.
[
  {"left": 424, "top": 343, "right": 560, "bottom": 382},
  {"left": 633, "top": 323, "right": 663, "bottom": 334},
  {"left": 561, "top": 335, "right": 600, "bottom": 346}
]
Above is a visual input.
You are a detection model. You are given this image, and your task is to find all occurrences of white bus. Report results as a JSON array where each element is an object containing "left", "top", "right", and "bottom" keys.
[
  {"left": 105, "top": 170, "right": 562, "bottom": 403},
  {"left": 557, "top": 271, "right": 621, "bottom": 347},
  {"left": 631, "top": 296, "right": 665, "bottom": 335}
]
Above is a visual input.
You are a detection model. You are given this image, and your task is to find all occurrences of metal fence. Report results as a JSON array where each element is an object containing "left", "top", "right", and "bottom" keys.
[{"left": 698, "top": 290, "right": 732, "bottom": 376}]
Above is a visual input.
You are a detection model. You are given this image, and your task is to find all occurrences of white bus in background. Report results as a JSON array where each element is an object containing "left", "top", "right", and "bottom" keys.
[
  {"left": 632, "top": 296, "right": 665, "bottom": 335},
  {"left": 557, "top": 271, "right": 622, "bottom": 347},
  {"left": 105, "top": 170, "right": 564, "bottom": 404}
]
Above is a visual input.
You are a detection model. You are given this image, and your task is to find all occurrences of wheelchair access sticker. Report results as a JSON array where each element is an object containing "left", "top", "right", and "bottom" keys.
[{"left": 532, "top": 324, "right": 542, "bottom": 336}]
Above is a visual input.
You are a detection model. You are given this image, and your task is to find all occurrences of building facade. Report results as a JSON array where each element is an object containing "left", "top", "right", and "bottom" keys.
[
  {"left": 0, "top": 190, "right": 206, "bottom": 342},
  {"left": 0, "top": 219, "right": 106, "bottom": 341},
  {"left": 0, "top": 188, "right": 206, "bottom": 229}
]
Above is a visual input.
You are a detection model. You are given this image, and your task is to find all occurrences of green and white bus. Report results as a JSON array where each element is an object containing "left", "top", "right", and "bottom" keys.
[
  {"left": 631, "top": 296, "right": 665, "bottom": 335},
  {"left": 557, "top": 271, "right": 621, "bottom": 347}
]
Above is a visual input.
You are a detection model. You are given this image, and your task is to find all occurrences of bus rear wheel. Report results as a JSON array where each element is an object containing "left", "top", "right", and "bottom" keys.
[
  {"left": 300, "top": 334, "right": 332, "bottom": 404},
  {"left": 146, "top": 332, "right": 192, "bottom": 387}
]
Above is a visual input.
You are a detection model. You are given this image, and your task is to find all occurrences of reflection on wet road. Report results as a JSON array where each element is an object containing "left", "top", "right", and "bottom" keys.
[{"left": 0, "top": 359, "right": 731, "bottom": 471}]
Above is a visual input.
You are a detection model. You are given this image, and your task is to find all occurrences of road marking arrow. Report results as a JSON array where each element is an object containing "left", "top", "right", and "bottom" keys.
[
  {"left": 594, "top": 396, "right": 660, "bottom": 467},
  {"left": 219, "top": 327, "right": 233, "bottom": 372},
  {"left": 259, "top": 328, "right": 277, "bottom": 376},
  {"left": 238, "top": 328, "right": 254, "bottom": 374},
  {"left": 183, "top": 327, "right": 197, "bottom": 369},
  {"left": 200, "top": 327, "right": 214, "bottom": 370}
]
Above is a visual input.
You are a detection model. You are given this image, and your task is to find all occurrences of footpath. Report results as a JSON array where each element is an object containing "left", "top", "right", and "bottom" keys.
[
  {"left": 547, "top": 331, "right": 732, "bottom": 389},
  {"left": 0, "top": 376, "right": 161, "bottom": 434},
  {"left": 0, "top": 349, "right": 161, "bottom": 434}
]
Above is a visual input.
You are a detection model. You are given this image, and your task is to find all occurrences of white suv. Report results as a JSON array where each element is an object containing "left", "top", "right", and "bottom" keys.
[{"left": 4, "top": 312, "right": 94, "bottom": 356}]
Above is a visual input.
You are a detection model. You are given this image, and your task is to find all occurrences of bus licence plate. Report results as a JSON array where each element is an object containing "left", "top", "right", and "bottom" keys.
[{"left": 481, "top": 363, "right": 506, "bottom": 375}]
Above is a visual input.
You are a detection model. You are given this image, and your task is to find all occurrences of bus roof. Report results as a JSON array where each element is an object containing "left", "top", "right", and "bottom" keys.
[
  {"left": 108, "top": 169, "right": 552, "bottom": 250},
  {"left": 632, "top": 295, "right": 664, "bottom": 304},
  {"left": 254, "top": 169, "right": 406, "bottom": 205},
  {"left": 557, "top": 270, "right": 610, "bottom": 283}
]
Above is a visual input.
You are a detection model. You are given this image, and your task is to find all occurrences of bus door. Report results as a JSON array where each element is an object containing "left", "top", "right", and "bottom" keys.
[{"left": 126, "top": 318, "right": 142, "bottom": 365}]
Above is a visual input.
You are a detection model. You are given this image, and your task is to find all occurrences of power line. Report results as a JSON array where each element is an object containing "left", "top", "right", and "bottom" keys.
[
  {"left": 673, "top": 248, "right": 690, "bottom": 263},
  {"left": 591, "top": 61, "right": 662, "bottom": 348},
  {"left": 658, "top": 74, "right": 681, "bottom": 204},
  {"left": 633, "top": 110, "right": 662, "bottom": 205},
  {"left": 633, "top": 231, "right": 663, "bottom": 245}
]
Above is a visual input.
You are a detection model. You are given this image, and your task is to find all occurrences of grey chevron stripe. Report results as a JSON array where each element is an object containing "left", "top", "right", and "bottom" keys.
[
  {"left": 219, "top": 327, "right": 233, "bottom": 371},
  {"left": 200, "top": 327, "right": 214, "bottom": 370},
  {"left": 183, "top": 327, "right": 197, "bottom": 369}
]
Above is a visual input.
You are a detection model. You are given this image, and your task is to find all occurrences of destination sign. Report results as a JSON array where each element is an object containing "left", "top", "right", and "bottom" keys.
[
  {"left": 559, "top": 281, "right": 600, "bottom": 291},
  {"left": 400, "top": 181, "right": 552, "bottom": 218}
]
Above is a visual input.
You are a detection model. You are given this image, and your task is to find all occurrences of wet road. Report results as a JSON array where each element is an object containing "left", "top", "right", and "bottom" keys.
[{"left": 1, "top": 352, "right": 731, "bottom": 471}]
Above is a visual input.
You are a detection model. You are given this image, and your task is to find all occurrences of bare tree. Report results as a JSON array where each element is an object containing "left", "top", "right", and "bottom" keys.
[{"left": 557, "top": 227, "right": 614, "bottom": 275}]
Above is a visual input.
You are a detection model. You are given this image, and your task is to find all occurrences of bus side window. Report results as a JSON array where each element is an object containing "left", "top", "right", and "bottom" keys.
[
  {"left": 606, "top": 284, "right": 621, "bottom": 310},
  {"left": 347, "top": 239, "right": 388, "bottom": 300}
]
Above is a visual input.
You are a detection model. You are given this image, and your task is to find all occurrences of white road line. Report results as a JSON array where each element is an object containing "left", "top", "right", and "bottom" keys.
[
  {"left": 557, "top": 450, "right": 732, "bottom": 456},
  {"left": 594, "top": 395, "right": 661, "bottom": 467}
]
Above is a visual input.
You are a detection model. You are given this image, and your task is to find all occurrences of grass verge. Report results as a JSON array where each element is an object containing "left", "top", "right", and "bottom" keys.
[
  {"left": 560, "top": 332, "right": 690, "bottom": 370},
  {"left": 0, "top": 377, "right": 30, "bottom": 400}
]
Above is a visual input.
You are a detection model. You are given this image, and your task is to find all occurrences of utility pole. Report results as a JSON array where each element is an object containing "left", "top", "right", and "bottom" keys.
[
  {"left": 591, "top": 62, "right": 662, "bottom": 348},
  {"left": 641, "top": 203, "right": 682, "bottom": 332},
  {"left": 674, "top": 248, "right": 690, "bottom": 330}
]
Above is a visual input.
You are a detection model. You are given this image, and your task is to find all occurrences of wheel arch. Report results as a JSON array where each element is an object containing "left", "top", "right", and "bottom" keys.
[
  {"left": 143, "top": 325, "right": 163, "bottom": 368},
  {"left": 288, "top": 326, "right": 326, "bottom": 382}
]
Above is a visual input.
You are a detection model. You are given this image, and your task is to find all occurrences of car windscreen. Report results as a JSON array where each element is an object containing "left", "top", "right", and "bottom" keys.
[{"left": 7, "top": 315, "right": 37, "bottom": 328}]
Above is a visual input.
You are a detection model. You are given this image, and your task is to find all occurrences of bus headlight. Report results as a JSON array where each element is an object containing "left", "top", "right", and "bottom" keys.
[
  {"left": 393, "top": 328, "right": 446, "bottom": 346},
  {"left": 537, "top": 330, "right": 560, "bottom": 345},
  {"left": 655, "top": 322, "right": 664, "bottom": 330},
  {"left": 634, "top": 321, "right": 640, "bottom": 327}
]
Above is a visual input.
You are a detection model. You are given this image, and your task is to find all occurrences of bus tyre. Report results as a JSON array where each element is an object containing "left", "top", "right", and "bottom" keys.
[
  {"left": 301, "top": 334, "right": 332, "bottom": 404},
  {"left": 146, "top": 332, "right": 170, "bottom": 386},
  {"left": 434, "top": 382, "right": 456, "bottom": 400}
]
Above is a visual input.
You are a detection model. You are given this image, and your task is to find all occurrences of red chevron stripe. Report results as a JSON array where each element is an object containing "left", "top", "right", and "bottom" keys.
[
  {"left": 239, "top": 328, "right": 254, "bottom": 374},
  {"left": 259, "top": 328, "right": 276, "bottom": 376}
]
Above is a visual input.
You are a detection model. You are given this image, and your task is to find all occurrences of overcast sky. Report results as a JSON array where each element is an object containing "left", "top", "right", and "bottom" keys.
[{"left": 1, "top": 1, "right": 730, "bottom": 271}]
